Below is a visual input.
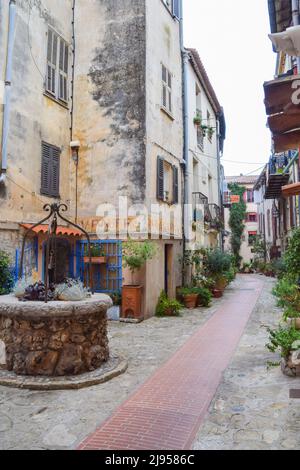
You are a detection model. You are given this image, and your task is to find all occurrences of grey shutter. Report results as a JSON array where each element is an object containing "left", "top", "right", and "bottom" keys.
[
  {"left": 46, "top": 29, "right": 57, "bottom": 95},
  {"left": 157, "top": 157, "right": 164, "bottom": 201},
  {"left": 41, "top": 143, "right": 60, "bottom": 197},
  {"left": 41, "top": 143, "right": 51, "bottom": 196},
  {"left": 58, "top": 40, "right": 68, "bottom": 101},
  {"left": 173, "top": 165, "right": 179, "bottom": 204},
  {"left": 172, "top": 0, "right": 180, "bottom": 19},
  {"left": 51, "top": 147, "right": 60, "bottom": 197}
]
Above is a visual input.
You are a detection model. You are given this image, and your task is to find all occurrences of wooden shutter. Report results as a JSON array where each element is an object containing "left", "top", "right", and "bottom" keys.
[
  {"left": 41, "top": 143, "right": 60, "bottom": 198},
  {"left": 173, "top": 165, "right": 179, "bottom": 204},
  {"left": 58, "top": 39, "right": 68, "bottom": 101},
  {"left": 51, "top": 147, "right": 60, "bottom": 197},
  {"left": 41, "top": 143, "right": 51, "bottom": 196},
  {"left": 172, "top": 0, "right": 180, "bottom": 19},
  {"left": 157, "top": 156, "right": 164, "bottom": 201},
  {"left": 46, "top": 29, "right": 57, "bottom": 95}
]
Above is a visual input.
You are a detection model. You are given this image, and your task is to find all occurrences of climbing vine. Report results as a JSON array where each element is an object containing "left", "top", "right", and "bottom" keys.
[{"left": 228, "top": 183, "right": 247, "bottom": 267}]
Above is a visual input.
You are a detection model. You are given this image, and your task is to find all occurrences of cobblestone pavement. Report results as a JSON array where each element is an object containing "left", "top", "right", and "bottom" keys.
[
  {"left": 193, "top": 276, "right": 300, "bottom": 450},
  {"left": 0, "top": 291, "right": 221, "bottom": 450},
  {"left": 1, "top": 276, "right": 299, "bottom": 450}
]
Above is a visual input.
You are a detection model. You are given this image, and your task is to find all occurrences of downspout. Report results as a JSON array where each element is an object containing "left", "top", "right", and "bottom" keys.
[
  {"left": 292, "top": 0, "right": 300, "bottom": 72},
  {"left": 0, "top": 0, "right": 16, "bottom": 184},
  {"left": 179, "top": 0, "right": 192, "bottom": 284},
  {"left": 216, "top": 116, "right": 222, "bottom": 249}
]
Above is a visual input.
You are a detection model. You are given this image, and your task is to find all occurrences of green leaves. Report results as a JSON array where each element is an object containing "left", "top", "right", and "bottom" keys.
[
  {"left": 228, "top": 183, "right": 247, "bottom": 266},
  {"left": 0, "top": 250, "right": 14, "bottom": 295},
  {"left": 123, "top": 240, "right": 157, "bottom": 274},
  {"left": 284, "top": 228, "right": 300, "bottom": 279},
  {"left": 266, "top": 325, "right": 300, "bottom": 358}
]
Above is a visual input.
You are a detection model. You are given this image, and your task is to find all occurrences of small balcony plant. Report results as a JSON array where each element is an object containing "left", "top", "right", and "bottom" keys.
[
  {"left": 84, "top": 244, "right": 107, "bottom": 264},
  {"left": 193, "top": 112, "right": 202, "bottom": 126}
]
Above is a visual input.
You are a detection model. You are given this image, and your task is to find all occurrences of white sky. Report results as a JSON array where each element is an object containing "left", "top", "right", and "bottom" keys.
[{"left": 183, "top": 0, "right": 276, "bottom": 177}]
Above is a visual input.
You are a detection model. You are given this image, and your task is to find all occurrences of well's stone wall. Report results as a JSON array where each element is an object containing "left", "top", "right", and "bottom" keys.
[{"left": 0, "top": 294, "right": 112, "bottom": 377}]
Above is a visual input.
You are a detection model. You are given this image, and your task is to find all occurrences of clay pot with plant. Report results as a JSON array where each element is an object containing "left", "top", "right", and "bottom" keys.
[
  {"left": 121, "top": 240, "right": 157, "bottom": 320},
  {"left": 178, "top": 287, "right": 199, "bottom": 309},
  {"left": 83, "top": 244, "right": 107, "bottom": 265}
]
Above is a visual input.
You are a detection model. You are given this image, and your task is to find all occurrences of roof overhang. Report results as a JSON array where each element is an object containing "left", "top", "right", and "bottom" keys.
[
  {"left": 20, "top": 224, "right": 82, "bottom": 237},
  {"left": 282, "top": 182, "right": 300, "bottom": 196}
]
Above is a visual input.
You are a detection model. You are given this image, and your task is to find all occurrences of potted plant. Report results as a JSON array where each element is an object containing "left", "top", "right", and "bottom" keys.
[
  {"left": 207, "top": 126, "right": 215, "bottom": 140},
  {"left": 121, "top": 240, "right": 157, "bottom": 321},
  {"left": 201, "top": 124, "right": 208, "bottom": 137},
  {"left": 193, "top": 113, "right": 202, "bottom": 126},
  {"left": 83, "top": 244, "right": 107, "bottom": 264},
  {"left": 192, "top": 287, "right": 212, "bottom": 307},
  {"left": 155, "top": 291, "right": 183, "bottom": 317},
  {"left": 178, "top": 287, "right": 199, "bottom": 309}
]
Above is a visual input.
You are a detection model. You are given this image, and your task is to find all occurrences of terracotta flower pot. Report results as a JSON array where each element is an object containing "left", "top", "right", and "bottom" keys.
[
  {"left": 182, "top": 294, "right": 198, "bottom": 309},
  {"left": 121, "top": 285, "right": 143, "bottom": 320},
  {"left": 83, "top": 256, "right": 107, "bottom": 264},
  {"left": 212, "top": 289, "right": 223, "bottom": 299}
]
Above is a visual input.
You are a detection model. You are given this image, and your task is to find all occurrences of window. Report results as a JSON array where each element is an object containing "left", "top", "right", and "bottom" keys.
[
  {"left": 46, "top": 28, "right": 69, "bottom": 103},
  {"left": 162, "top": 65, "right": 172, "bottom": 115},
  {"left": 162, "top": 0, "right": 180, "bottom": 18},
  {"left": 207, "top": 110, "right": 212, "bottom": 142},
  {"left": 247, "top": 189, "right": 254, "bottom": 203},
  {"left": 157, "top": 156, "right": 179, "bottom": 204},
  {"left": 196, "top": 108, "right": 204, "bottom": 150},
  {"left": 247, "top": 213, "right": 257, "bottom": 223},
  {"left": 41, "top": 142, "right": 60, "bottom": 198},
  {"left": 248, "top": 232, "right": 257, "bottom": 246}
]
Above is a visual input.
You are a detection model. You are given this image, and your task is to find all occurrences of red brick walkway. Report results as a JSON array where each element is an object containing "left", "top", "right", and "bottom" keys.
[{"left": 78, "top": 276, "right": 264, "bottom": 450}]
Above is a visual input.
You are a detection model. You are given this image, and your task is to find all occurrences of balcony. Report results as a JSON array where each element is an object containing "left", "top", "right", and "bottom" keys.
[
  {"left": 192, "top": 193, "right": 223, "bottom": 231},
  {"left": 264, "top": 74, "right": 300, "bottom": 153},
  {"left": 264, "top": 154, "right": 290, "bottom": 199}
]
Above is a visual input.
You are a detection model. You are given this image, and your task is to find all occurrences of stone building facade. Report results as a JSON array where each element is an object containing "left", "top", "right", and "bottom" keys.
[
  {"left": 224, "top": 176, "right": 259, "bottom": 264},
  {"left": 0, "top": 0, "right": 184, "bottom": 317}
]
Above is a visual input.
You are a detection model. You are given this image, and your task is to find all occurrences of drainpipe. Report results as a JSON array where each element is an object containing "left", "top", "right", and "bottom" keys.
[
  {"left": 292, "top": 0, "right": 300, "bottom": 72},
  {"left": 0, "top": 0, "right": 16, "bottom": 184},
  {"left": 179, "top": 0, "right": 192, "bottom": 282}
]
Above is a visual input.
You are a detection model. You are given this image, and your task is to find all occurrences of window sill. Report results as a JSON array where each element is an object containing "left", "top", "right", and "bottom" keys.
[
  {"left": 160, "top": 106, "right": 175, "bottom": 121},
  {"left": 40, "top": 191, "right": 61, "bottom": 200},
  {"left": 44, "top": 92, "right": 69, "bottom": 110}
]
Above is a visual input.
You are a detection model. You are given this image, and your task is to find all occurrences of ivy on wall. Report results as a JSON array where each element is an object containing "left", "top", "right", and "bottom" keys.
[{"left": 228, "top": 183, "right": 247, "bottom": 267}]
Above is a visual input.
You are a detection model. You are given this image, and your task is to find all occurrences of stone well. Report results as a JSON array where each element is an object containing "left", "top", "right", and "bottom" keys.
[{"left": 0, "top": 294, "right": 112, "bottom": 377}]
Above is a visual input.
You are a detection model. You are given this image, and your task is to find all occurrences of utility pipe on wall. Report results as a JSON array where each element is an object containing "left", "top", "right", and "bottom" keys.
[
  {"left": 179, "top": 0, "right": 193, "bottom": 263},
  {"left": 292, "top": 0, "right": 300, "bottom": 71},
  {"left": 0, "top": 0, "right": 16, "bottom": 184}
]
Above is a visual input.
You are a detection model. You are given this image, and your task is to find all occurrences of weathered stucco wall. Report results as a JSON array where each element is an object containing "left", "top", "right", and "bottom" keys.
[
  {"left": 145, "top": 0, "right": 183, "bottom": 212},
  {"left": 0, "top": 0, "right": 73, "bottom": 228},
  {"left": 73, "top": 0, "right": 146, "bottom": 216}
]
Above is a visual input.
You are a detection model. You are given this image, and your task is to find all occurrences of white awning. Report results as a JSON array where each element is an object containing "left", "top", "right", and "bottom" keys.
[{"left": 269, "top": 25, "right": 300, "bottom": 57}]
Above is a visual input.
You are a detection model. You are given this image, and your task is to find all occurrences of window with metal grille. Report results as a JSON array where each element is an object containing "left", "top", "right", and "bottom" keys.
[
  {"left": 46, "top": 28, "right": 69, "bottom": 103},
  {"left": 41, "top": 142, "right": 61, "bottom": 198},
  {"left": 162, "top": 65, "right": 172, "bottom": 115}
]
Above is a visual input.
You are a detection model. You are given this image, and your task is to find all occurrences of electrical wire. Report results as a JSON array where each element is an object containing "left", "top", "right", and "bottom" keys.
[{"left": 27, "top": 1, "right": 46, "bottom": 81}]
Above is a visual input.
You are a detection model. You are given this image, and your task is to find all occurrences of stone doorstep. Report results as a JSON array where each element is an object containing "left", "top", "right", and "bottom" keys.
[{"left": 0, "top": 356, "right": 128, "bottom": 391}]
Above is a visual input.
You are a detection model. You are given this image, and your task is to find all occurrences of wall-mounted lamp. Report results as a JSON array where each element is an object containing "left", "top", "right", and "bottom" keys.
[{"left": 70, "top": 140, "right": 81, "bottom": 165}]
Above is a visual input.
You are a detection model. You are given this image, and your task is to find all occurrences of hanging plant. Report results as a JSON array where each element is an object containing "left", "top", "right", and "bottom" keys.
[
  {"left": 201, "top": 124, "right": 208, "bottom": 137},
  {"left": 193, "top": 113, "right": 202, "bottom": 126},
  {"left": 208, "top": 126, "right": 215, "bottom": 140}
]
